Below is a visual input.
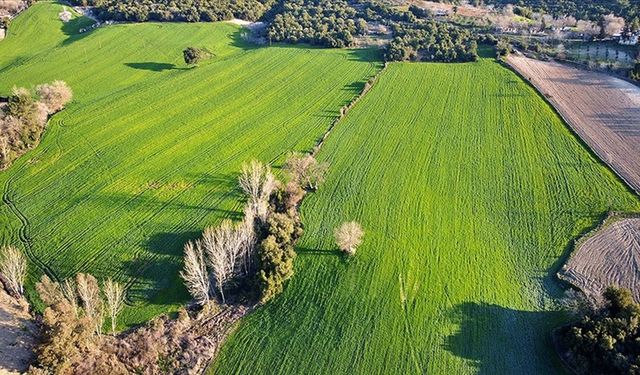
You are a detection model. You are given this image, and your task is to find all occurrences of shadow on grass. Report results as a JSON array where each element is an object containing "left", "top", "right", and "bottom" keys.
[
  {"left": 60, "top": 14, "right": 96, "bottom": 46},
  {"left": 445, "top": 302, "right": 566, "bottom": 374},
  {"left": 125, "top": 62, "right": 181, "bottom": 72}
]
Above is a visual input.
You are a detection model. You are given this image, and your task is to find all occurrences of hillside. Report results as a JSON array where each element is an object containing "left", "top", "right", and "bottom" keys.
[{"left": 211, "top": 59, "right": 640, "bottom": 373}]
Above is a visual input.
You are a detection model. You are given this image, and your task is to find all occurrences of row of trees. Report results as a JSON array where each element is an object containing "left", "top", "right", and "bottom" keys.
[
  {"left": 182, "top": 152, "right": 364, "bottom": 306},
  {"left": 385, "top": 21, "right": 478, "bottom": 62},
  {"left": 73, "top": 0, "right": 276, "bottom": 22},
  {"left": 558, "top": 287, "right": 640, "bottom": 374},
  {"left": 0, "top": 81, "right": 72, "bottom": 169}
]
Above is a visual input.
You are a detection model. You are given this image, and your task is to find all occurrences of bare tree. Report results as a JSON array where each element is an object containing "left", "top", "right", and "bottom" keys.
[
  {"left": 35, "top": 80, "right": 73, "bottom": 114},
  {"left": 61, "top": 278, "right": 79, "bottom": 317},
  {"left": 334, "top": 221, "right": 364, "bottom": 256},
  {"left": 238, "top": 160, "right": 275, "bottom": 221},
  {"left": 180, "top": 240, "right": 210, "bottom": 306},
  {"left": 76, "top": 273, "right": 104, "bottom": 335},
  {"left": 0, "top": 245, "right": 27, "bottom": 296},
  {"left": 283, "top": 152, "right": 328, "bottom": 191},
  {"left": 103, "top": 278, "right": 125, "bottom": 333},
  {"left": 202, "top": 226, "right": 232, "bottom": 303}
]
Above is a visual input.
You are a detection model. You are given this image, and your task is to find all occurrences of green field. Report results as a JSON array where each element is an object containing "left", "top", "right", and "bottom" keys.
[
  {"left": 4, "top": 2, "right": 640, "bottom": 374},
  {"left": 0, "top": 2, "right": 380, "bottom": 326},
  {"left": 211, "top": 61, "right": 640, "bottom": 373}
]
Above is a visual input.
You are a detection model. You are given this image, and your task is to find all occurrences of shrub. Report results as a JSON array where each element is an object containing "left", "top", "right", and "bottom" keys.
[
  {"left": 334, "top": 221, "right": 364, "bottom": 256},
  {"left": 183, "top": 47, "right": 211, "bottom": 65}
]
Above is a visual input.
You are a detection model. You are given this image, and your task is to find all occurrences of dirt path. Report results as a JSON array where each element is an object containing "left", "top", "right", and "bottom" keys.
[
  {"left": 507, "top": 55, "right": 640, "bottom": 194},
  {"left": 0, "top": 288, "right": 37, "bottom": 374},
  {"left": 559, "top": 217, "right": 640, "bottom": 301}
]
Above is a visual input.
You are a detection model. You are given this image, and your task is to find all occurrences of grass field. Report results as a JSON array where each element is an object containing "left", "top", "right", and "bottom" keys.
[
  {"left": 0, "top": 2, "right": 381, "bottom": 326},
  {"left": 211, "top": 60, "right": 640, "bottom": 373}
]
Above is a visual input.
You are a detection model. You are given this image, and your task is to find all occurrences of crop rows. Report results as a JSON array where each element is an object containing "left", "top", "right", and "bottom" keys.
[
  {"left": 0, "top": 2, "right": 381, "bottom": 325},
  {"left": 212, "top": 60, "right": 640, "bottom": 374}
]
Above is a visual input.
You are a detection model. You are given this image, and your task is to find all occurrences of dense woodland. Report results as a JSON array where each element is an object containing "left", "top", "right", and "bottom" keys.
[
  {"left": 72, "top": 0, "right": 276, "bottom": 22},
  {"left": 66, "top": 0, "right": 479, "bottom": 62},
  {"left": 386, "top": 21, "right": 478, "bottom": 62}
]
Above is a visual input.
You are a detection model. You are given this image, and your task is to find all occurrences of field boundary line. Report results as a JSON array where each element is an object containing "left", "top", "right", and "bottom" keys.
[
  {"left": 504, "top": 56, "right": 640, "bottom": 197},
  {"left": 312, "top": 62, "right": 388, "bottom": 157}
]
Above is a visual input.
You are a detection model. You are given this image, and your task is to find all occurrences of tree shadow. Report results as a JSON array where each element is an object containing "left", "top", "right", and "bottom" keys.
[
  {"left": 60, "top": 14, "right": 96, "bottom": 46},
  {"left": 124, "top": 62, "right": 183, "bottom": 72},
  {"left": 445, "top": 302, "right": 566, "bottom": 374}
]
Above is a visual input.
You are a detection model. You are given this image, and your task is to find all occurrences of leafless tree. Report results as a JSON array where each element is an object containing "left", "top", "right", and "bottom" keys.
[
  {"left": 103, "top": 278, "right": 125, "bottom": 333},
  {"left": 238, "top": 160, "right": 275, "bottom": 221},
  {"left": 36, "top": 80, "right": 73, "bottom": 113},
  {"left": 601, "top": 14, "right": 625, "bottom": 37},
  {"left": 283, "top": 152, "right": 328, "bottom": 191},
  {"left": 58, "top": 6, "right": 72, "bottom": 22},
  {"left": 335, "top": 221, "right": 364, "bottom": 256},
  {"left": 0, "top": 245, "right": 27, "bottom": 296},
  {"left": 61, "top": 278, "right": 79, "bottom": 317},
  {"left": 202, "top": 225, "right": 232, "bottom": 303},
  {"left": 180, "top": 240, "right": 210, "bottom": 306},
  {"left": 76, "top": 273, "right": 104, "bottom": 335}
]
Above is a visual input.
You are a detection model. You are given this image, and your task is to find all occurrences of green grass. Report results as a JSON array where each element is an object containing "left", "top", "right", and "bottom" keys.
[
  {"left": 0, "top": 2, "right": 381, "bottom": 326},
  {"left": 211, "top": 61, "right": 640, "bottom": 373}
]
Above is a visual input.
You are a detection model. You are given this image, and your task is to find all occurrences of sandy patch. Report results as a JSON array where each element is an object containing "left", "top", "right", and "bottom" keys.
[{"left": 0, "top": 288, "right": 37, "bottom": 374}]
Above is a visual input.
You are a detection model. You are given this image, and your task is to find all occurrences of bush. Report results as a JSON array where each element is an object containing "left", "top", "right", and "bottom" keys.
[{"left": 183, "top": 47, "right": 211, "bottom": 65}]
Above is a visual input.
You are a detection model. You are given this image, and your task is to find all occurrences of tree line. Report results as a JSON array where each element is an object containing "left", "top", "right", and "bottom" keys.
[{"left": 72, "top": 0, "right": 276, "bottom": 22}]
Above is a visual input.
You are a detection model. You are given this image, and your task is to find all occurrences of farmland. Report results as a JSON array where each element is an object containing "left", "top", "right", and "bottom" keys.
[
  {"left": 559, "top": 215, "right": 640, "bottom": 302},
  {"left": 3, "top": 1, "right": 640, "bottom": 374},
  {"left": 508, "top": 55, "right": 640, "bottom": 195},
  {"left": 212, "top": 59, "right": 640, "bottom": 373},
  {"left": 0, "top": 2, "right": 381, "bottom": 326}
]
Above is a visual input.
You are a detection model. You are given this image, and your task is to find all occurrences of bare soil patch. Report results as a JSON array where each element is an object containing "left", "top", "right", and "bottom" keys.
[
  {"left": 507, "top": 55, "right": 640, "bottom": 194},
  {"left": 0, "top": 289, "right": 37, "bottom": 374},
  {"left": 559, "top": 216, "right": 640, "bottom": 301}
]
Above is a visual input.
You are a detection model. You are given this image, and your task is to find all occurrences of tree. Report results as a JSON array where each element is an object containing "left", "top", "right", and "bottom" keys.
[
  {"left": 256, "top": 213, "right": 301, "bottom": 303},
  {"left": 557, "top": 286, "right": 640, "bottom": 374},
  {"left": 334, "top": 221, "right": 364, "bottom": 256},
  {"left": 180, "top": 240, "right": 210, "bottom": 306},
  {"left": 283, "top": 152, "right": 328, "bottom": 191},
  {"left": 183, "top": 47, "right": 211, "bottom": 65},
  {"left": 0, "top": 245, "right": 27, "bottom": 296},
  {"left": 34, "top": 275, "right": 97, "bottom": 374},
  {"left": 238, "top": 160, "right": 275, "bottom": 222},
  {"left": 103, "top": 278, "right": 125, "bottom": 333},
  {"left": 76, "top": 273, "right": 104, "bottom": 335},
  {"left": 36, "top": 80, "right": 73, "bottom": 113}
]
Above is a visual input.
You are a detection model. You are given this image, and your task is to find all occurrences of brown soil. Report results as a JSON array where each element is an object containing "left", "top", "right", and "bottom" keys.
[
  {"left": 559, "top": 217, "right": 640, "bottom": 301},
  {"left": 0, "top": 288, "right": 38, "bottom": 374},
  {"left": 507, "top": 55, "right": 640, "bottom": 194}
]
